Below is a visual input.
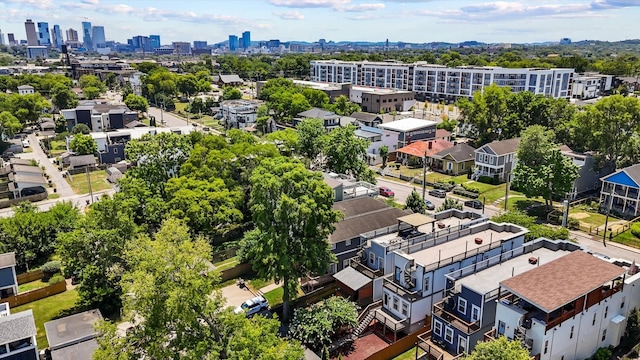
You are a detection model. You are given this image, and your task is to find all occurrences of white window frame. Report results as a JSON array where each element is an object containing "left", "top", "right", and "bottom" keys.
[
  {"left": 471, "top": 305, "right": 480, "bottom": 322},
  {"left": 345, "top": 239, "right": 352, "bottom": 246},
  {"left": 445, "top": 327, "right": 454, "bottom": 343},
  {"left": 343, "top": 259, "right": 350, "bottom": 269},
  {"left": 402, "top": 302, "right": 408, "bottom": 316},
  {"left": 447, "top": 162, "right": 453, "bottom": 170},
  {"left": 393, "top": 297, "right": 399, "bottom": 311},
  {"left": 434, "top": 320, "right": 442, "bottom": 336},
  {"left": 329, "top": 263, "right": 336, "bottom": 274},
  {"left": 457, "top": 298, "right": 467, "bottom": 315},
  {"left": 423, "top": 275, "right": 430, "bottom": 293},
  {"left": 458, "top": 335, "right": 468, "bottom": 353},
  {"left": 369, "top": 252, "right": 375, "bottom": 264}
]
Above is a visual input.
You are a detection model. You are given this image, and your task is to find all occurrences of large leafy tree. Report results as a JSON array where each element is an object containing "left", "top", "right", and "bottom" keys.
[
  {"left": 436, "top": 197, "right": 463, "bottom": 212},
  {"left": 176, "top": 74, "right": 198, "bottom": 96},
  {"left": 326, "top": 95, "right": 360, "bottom": 116},
  {"left": 324, "top": 124, "right": 374, "bottom": 182},
  {"left": 457, "top": 84, "right": 511, "bottom": 145},
  {"left": 297, "top": 118, "right": 326, "bottom": 160},
  {"left": 124, "top": 94, "right": 148, "bottom": 113},
  {"left": 512, "top": 125, "right": 579, "bottom": 206},
  {"left": 466, "top": 336, "right": 530, "bottom": 360},
  {"left": 404, "top": 189, "right": 426, "bottom": 214},
  {"left": 69, "top": 133, "right": 97, "bottom": 155},
  {"left": 222, "top": 86, "right": 243, "bottom": 100},
  {"left": 51, "top": 82, "right": 78, "bottom": 110},
  {"left": 0, "top": 111, "right": 22, "bottom": 138},
  {"left": 245, "top": 158, "right": 341, "bottom": 322},
  {"left": 266, "top": 128, "right": 300, "bottom": 156}
]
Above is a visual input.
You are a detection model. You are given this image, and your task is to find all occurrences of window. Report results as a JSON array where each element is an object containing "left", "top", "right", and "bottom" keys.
[
  {"left": 593, "top": 312, "right": 597, "bottom": 326},
  {"left": 329, "top": 263, "right": 336, "bottom": 274},
  {"left": 570, "top": 326, "right": 574, "bottom": 339},
  {"left": 622, "top": 296, "right": 626, "bottom": 309},
  {"left": 605, "top": 306, "right": 608, "bottom": 318},
  {"left": 423, "top": 276, "right": 430, "bottom": 292},
  {"left": 402, "top": 302, "right": 408, "bottom": 316},
  {"left": 544, "top": 340, "right": 549, "bottom": 354},
  {"left": 445, "top": 327, "right": 454, "bottom": 343},
  {"left": 113, "top": 148, "right": 118, "bottom": 154},
  {"left": 393, "top": 297, "right": 399, "bottom": 311},
  {"left": 345, "top": 239, "right": 352, "bottom": 246},
  {"left": 434, "top": 320, "right": 442, "bottom": 336},
  {"left": 330, "top": 243, "right": 336, "bottom": 250},
  {"left": 369, "top": 252, "right": 375, "bottom": 264},
  {"left": 602, "top": 329, "right": 607, "bottom": 341},
  {"left": 457, "top": 298, "right": 467, "bottom": 315},
  {"left": 471, "top": 305, "right": 480, "bottom": 322},
  {"left": 343, "top": 259, "right": 350, "bottom": 269},
  {"left": 383, "top": 293, "right": 389, "bottom": 307},
  {"left": 461, "top": 163, "right": 465, "bottom": 170}
]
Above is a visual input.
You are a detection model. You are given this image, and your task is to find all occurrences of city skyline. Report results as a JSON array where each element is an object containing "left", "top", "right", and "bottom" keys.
[{"left": 0, "top": 0, "right": 639, "bottom": 45}]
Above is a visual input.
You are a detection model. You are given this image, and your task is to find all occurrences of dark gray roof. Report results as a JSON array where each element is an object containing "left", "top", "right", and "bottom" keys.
[
  {"left": 333, "top": 266, "right": 371, "bottom": 291},
  {"left": 481, "top": 137, "right": 521, "bottom": 156},
  {"left": 40, "top": 121, "right": 56, "bottom": 130},
  {"left": 297, "top": 107, "right": 335, "bottom": 119},
  {"left": 76, "top": 105, "right": 94, "bottom": 111},
  {"left": 45, "top": 309, "right": 103, "bottom": 350},
  {"left": 125, "top": 120, "right": 146, "bottom": 128},
  {"left": 430, "top": 143, "right": 476, "bottom": 163},
  {"left": 354, "top": 129, "right": 380, "bottom": 139},
  {"left": 219, "top": 74, "right": 243, "bottom": 83},
  {"left": 93, "top": 104, "right": 127, "bottom": 114},
  {"left": 69, "top": 155, "right": 97, "bottom": 167},
  {"left": 9, "top": 173, "right": 47, "bottom": 185},
  {"left": 51, "top": 338, "right": 98, "bottom": 360},
  {"left": 329, "top": 197, "right": 411, "bottom": 243},
  {"left": 12, "top": 164, "right": 44, "bottom": 174},
  {"left": 351, "top": 112, "right": 382, "bottom": 122},
  {"left": 0, "top": 309, "right": 37, "bottom": 344},
  {"left": 0, "top": 252, "right": 16, "bottom": 268},
  {"left": 9, "top": 158, "right": 34, "bottom": 166}
]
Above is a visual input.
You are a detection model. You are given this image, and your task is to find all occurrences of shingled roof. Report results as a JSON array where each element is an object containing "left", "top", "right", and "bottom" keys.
[
  {"left": 430, "top": 143, "right": 476, "bottom": 163},
  {"left": 329, "top": 197, "right": 410, "bottom": 243}
]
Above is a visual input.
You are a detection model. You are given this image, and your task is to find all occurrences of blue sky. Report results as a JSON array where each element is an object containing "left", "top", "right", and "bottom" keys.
[{"left": 0, "top": 0, "right": 639, "bottom": 44}]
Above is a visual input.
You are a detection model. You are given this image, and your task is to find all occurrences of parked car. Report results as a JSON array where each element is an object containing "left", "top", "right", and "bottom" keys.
[
  {"left": 424, "top": 199, "right": 435, "bottom": 210},
  {"left": 234, "top": 296, "right": 270, "bottom": 318},
  {"left": 429, "top": 189, "right": 447, "bottom": 198},
  {"left": 464, "top": 199, "right": 483, "bottom": 209},
  {"left": 379, "top": 187, "right": 395, "bottom": 197}
]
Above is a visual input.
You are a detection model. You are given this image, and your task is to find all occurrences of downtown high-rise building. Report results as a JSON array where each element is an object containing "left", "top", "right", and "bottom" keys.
[
  {"left": 92, "top": 26, "right": 106, "bottom": 48},
  {"left": 149, "top": 35, "right": 161, "bottom": 49},
  {"left": 193, "top": 41, "right": 207, "bottom": 49},
  {"left": 24, "top": 19, "right": 38, "bottom": 46},
  {"left": 228, "top": 35, "right": 238, "bottom": 51},
  {"left": 66, "top": 28, "right": 78, "bottom": 42},
  {"left": 7, "top": 33, "right": 15, "bottom": 46},
  {"left": 0, "top": 30, "right": 4, "bottom": 46},
  {"left": 81, "top": 21, "right": 93, "bottom": 50},
  {"left": 37, "top": 22, "right": 50, "bottom": 46},
  {"left": 242, "top": 31, "right": 251, "bottom": 48},
  {"left": 52, "top": 25, "right": 63, "bottom": 49}
]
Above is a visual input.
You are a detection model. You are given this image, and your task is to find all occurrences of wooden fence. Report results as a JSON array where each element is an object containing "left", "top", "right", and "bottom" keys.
[
  {"left": 589, "top": 214, "right": 640, "bottom": 238},
  {"left": 2, "top": 280, "right": 66, "bottom": 308},
  {"left": 271, "top": 282, "right": 339, "bottom": 319},
  {"left": 16, "top": 269, "right": 44, "bottom": 285},
  {"left": 365, "top": 324, "right": 431, "bottom": 360},
  {"left": 0, "top": 192, "right": 48, "bottom": 209},
  {"left": 220, "top": 263, "right": 252, "bottom": 282}
]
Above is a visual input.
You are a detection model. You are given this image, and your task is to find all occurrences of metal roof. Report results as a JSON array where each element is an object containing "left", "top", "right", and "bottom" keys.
[
  {"left": 398, "top": 213, "right": 435, "bottom": 227},
  {"left": 333, "top": 266, "right": 371, "bottom": 291}
]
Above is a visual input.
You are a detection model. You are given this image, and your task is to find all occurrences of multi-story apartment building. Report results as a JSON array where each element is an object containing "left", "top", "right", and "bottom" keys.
[{"left": 310, "top": 60, "right": 574, "bottom": 101}]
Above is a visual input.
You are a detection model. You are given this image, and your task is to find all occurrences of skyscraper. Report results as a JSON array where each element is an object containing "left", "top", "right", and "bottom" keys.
[
  {"left": 81, "top": 21, "right": 93, "bottom": 50},
  {"left": 37, "top": 22, "right": 50, "bottom": 46},
  {"left": 193, "top": 41, "right": 207, "bottom": 49},
  {"left": 92, "top": 26, "right": 106, "bottom": 48},
  {"left": 52, "top": 25, "right": 63, "bottom": 49},
  {"left": 149, "top": 35, "right": 161, "bottom": 50},
  {"left": 0, "top": 30, "right": 4, "bottom": 46},
  {"left": 242, "top": 31, "right": 251, "bottom": 48},
  {"left": 66, "top": 28, "right": 78, "bottom": 42},
  {"left": 228, "top": 35, "right": 238, "bottom": 51},
  {"left": 8, "top": 34, "right": 15, "bottom": 46},
  {"left": 24, "top": 19, "right": 38, "bottom": 46},
  {"left": 131, "top": 36, "right": 151, "bottom": 53}
]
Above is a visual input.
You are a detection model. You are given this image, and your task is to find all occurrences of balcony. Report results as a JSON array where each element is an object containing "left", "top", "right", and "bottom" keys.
[
  {"left": 433, "top": 300, "right": 480, "bottom": 334},
  {"left": 383, "top": 276, "right": 421, "bottom": 302},
  {"left": 349, "top": 257, "right": 384, "bottom": 279}
]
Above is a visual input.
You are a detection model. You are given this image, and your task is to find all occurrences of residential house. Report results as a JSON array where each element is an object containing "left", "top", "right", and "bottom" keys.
[
  {"left": 0, "top": 304, "right": 38, "bottom": 360},
  {"left": 106, "top": 166, "right": 123, "bottom": 183},
  {"left": 0, "top": 252, "right": 18, "bottom": 299},
  {"left": 351, "top": 112, "right": 383, "bottom": 128},
  {"left": 599, "top": 164, "right": 640, "bottom": 219},
  {"left": 395, "top": 140, "right": 454, "bottom": 166},
  {"left": 378, "top": 118, "right": 438, "bottom": 152},
  {"left": 354, "top": 126, "right": 383, "bottom": 164},
  {"left": 472, "top": 138, "right": 521, "bottom": 183},
  {"left": 323, "top": 172, "right": 378, "bottom": 202},
  {"left": 69, "top": 155, "right": 97, "bottom": 170},
  {"left": 492, "top": 251, "right": 628, "bottom": 360},
  {"left": 571, "top": 73, "right": 614, "bottom": 100},
  {"left": 61, "top": 102, "right": 138, "bottom": 132},
  {"left": 293, "top": 108, "right": 342, "bottom": 131},
  {"left": 39, "top": 120, "right": 56, "bottom": 132},
  {"left": 9, "top": 164, "right": 43, "bottom": 178},
  {"left": 214, "top": 74, "right": 243, "bottom": 87},
  {"left": 17, "top": 85, "right": 34, "bottom": 95},
  {"left": 428, "top": 238, "right": 584, "bottom": 357},
  {"left": 561, "top": 145, "right": 612, "bottom": 199},
  {"left": 44, "top": 309, "right": 103, "bottom": 360},
  {"left": 8, "top": 173, "right": 47, "bottom": 198},
  {"left": 435, "top": 129, "right": 452, "bottom": 142},
  {"left": 329, "top": 197, "right": 410, "bottom": 276},
  {"left": 220, "top": 100, "right": 260, "bottom": 129},
  {"left": 289, "top": 80, "right": 351, "bottom": 102},
  {"left": 429, "top": 143, "right": 476, "bottom": 176}
]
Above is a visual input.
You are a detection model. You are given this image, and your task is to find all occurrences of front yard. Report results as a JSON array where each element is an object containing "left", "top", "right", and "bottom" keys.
[{"left": 66, "top": 169, "right": 112, "bottom": 194}]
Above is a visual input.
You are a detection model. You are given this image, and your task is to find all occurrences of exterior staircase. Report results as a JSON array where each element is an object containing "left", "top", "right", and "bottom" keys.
[{"left": 354, "top": 301, "right": 382, "bottom": 337}]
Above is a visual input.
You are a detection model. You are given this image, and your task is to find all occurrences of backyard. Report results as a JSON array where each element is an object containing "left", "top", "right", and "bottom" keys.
[
  {"left": 173, "top": 102, "right": 225, "bottom": 131},
  {"left": 49, "top": 140, "right": 67, "bottom": 157},
  {"left": 17, "top": 279, "right": 48, "bottom": 293},
  {"left": 12, "top": 289, "right": 79, "bottom": 349},
  {"left": 67, "top": 170, "right": 112, "bottom": 194}
]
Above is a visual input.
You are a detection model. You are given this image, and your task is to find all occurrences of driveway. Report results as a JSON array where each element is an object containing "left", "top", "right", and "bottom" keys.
[
  {"left": 220, "top": 282, "right": 255, "bottom": 309},
  {"left": 25, "top": 134, "right": 74, "bottom": 197}
]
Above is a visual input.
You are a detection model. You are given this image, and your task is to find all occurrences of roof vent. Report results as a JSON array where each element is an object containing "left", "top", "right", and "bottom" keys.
[{"left": 528, "top": 257, "right": 538, "bottom": 265}]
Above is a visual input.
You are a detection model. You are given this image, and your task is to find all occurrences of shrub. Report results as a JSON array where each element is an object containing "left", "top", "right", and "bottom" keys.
[
  {"left": 42, "top": 260, "right": 62, "bottom": 277},
  {"left": 48, "top": 274, "right": 65, "bottom": 285},
  {"left": 567, "top": 218, "right": 581, "bottom": 230},
  {"left": 631, "top": 222, "right": 640, "bottom": 239},
  {"left": 478, "top": 175, "right": 499, "bottom": 185}
]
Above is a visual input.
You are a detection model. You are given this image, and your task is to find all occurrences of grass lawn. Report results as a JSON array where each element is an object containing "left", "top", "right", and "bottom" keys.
[
  {"left": 18, "top": 279, "right": 48, "bottom": 293},
  {"left": 213, "top": 256, "right": 239, "bottom": 272},
  {"left": 425, "top": 173, "right": 468, "bottom": 184},
  {"left": 67, "top": 170, "right": 112, "bottom": 194},
  {"left": 613, "top": 230, "right": 640, "bottom": 248},
  {"left": 262, "top": 286, "right": 304, "bottom": 307},
  {"left": 12, "top": 289, "right": 79, "bottom": 349},
  {"left": 504, "top": 197, "right": 545, "bottom": 212},
  {"left": 48, "top": 193, "right": 60, "bottom": 199},
  {"left": 248, "top": 278, "right": 273, "bottom": 292},
  {"left": 568, "top": 204, "right": 610, "bottom": 228},
  {"left": 393, "top": 347, "right": 424, "bottom": 360}
]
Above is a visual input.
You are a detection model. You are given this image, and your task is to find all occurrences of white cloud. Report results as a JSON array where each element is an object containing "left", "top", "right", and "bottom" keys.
[
  {"left": 0, "top": 0, "right": 55, "bottom": 10},
  {"left": 338, "top": 3, "right": 385, "bottom": 12},
  {"left": 80, "top": 0, "right": 98, "bottom": 4},
  {"left": 274, "top": 10, "right": 305, "bottom": 20},
  {"left": 268, "top": 0, "right": 350, "bottom": 8}
]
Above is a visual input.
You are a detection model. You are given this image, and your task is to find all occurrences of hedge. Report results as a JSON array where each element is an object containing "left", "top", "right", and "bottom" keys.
[{"left": 453, "top": 188, "right": 479, "bottom": 199}]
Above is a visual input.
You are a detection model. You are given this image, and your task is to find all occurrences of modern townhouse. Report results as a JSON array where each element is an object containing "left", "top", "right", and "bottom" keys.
[
  {"left": 220, "top": 99, "right": 261, "bottom": 129},
  {"left": 378, "top": 118, "right": 437, "bottom": 152},
  {"left": 61, "top": 102, "right": 138, "bottom": 132},
  {"left": 0, "top": 253, "right": 18, "bottom": 300}
]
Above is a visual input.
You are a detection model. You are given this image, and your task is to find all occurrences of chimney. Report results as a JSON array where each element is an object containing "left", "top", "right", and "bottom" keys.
[{"left": 428, "top": 141, "right": 432, "bottom": 150}]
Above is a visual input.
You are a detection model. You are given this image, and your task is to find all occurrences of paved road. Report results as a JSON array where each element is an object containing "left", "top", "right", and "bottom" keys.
[
  {"left": 26, "top": 133, "right": 74, "bottom": 197},
  {"left": 0, "top": 188, "right": 115, "bottom": 217},
  {"left": 148, "top": 106, "right": 188, "bottom": 128}
]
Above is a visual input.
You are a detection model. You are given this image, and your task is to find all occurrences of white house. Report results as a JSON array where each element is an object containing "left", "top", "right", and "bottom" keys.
[
  {"left": 17, "top": 85, "right": 34, "bottom": 95},
  {"left": 378, "top": 118, "right": 437, "bottom": 152},
  {"left": 220, "top": 100, "right": 260, "bottom": 129}
]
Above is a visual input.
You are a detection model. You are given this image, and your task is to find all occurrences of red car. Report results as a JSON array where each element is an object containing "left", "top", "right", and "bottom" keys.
[{"left": 379, "top": 187, "right": 395, "bottom": 197}]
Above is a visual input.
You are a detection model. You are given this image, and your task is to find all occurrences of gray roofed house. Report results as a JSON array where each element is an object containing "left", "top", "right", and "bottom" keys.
[
  {"left": 479, "top": 137, "right": 521, "bottom": 156},
  {"left": 124, "top": 120, "right": 147, "bottom": 128},
  {"left": 40, "top": 120, "right": 56, "bottom": 131},
  {"left": 351, "top": 112, "right": 383, "bottom": 127},
  {"left": 429, "top": 142, "right": 476, "bottom": 176},
  {"left": 297, "top": 108, "right": 336, "bottom": 119},
  {"left": 69, "top": 155, "right": 97, "bottom": 170},
  {"left": 473, "top": 138, "right": 521, "bottom": 182},
  {"left": 0, "top": 309, "right": 38, "bottom": 359},
  {"left": 45, "top": 309, "right": 103, "bottom": 360},
  {"left": 9, "top": 173, "right": 47, "bottom": 185},
  {"left": 295, "top": 107, "right": 342, "bottom": 131},
  {"left": 333, "top": 266, "right": 371, "bottom": 291},
  {"left": 0, "top": 252, "right": 18, "bottom": 299},
  {"left": 216, "top": 74, "right": 243, "bottom": 86}
]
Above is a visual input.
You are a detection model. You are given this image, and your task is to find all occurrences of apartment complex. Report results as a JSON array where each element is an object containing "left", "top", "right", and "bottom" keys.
[{"left": 310, "top": 60, "right": 574, "bottom": 101}]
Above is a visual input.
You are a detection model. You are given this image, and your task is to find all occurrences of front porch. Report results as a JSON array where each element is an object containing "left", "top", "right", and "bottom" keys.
[{"left": 600, "top": 181, "right": 640, "bottom": 219}]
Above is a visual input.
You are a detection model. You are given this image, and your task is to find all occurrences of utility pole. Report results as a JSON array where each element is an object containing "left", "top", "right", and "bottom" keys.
[
  {"left": 602, "top": 189, "right": 614, "bottom": 247},
  {"left": 504, "top": 172, "right": 510, "bottom": 212},
  {"left": 422, "top": 150, "right": 427, "bottom": 200},
  {"left": 86, "top": 166, "right": 93, "bottom": 204}
]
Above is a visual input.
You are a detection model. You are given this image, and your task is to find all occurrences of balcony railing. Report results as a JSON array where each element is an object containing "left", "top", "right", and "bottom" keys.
[
  {"left": 383, "top": 276, "right": 420, "bottom": 301},
  {"left": 417, "top": 332, "right": 445, "bottom": 360},
  {"left": 349, "top": 257, "right": 384, "bottom": 279},
  {"left": 433, "top": 300, "right": 480, "bottom": 334}
]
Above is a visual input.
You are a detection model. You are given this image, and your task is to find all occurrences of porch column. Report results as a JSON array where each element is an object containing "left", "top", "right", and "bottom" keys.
[{"left": 623, "top": 186, "right": 628, "bottom": 214}]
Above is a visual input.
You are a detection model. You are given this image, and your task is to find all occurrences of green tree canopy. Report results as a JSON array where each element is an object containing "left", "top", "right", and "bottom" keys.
[
  {"left": 222, "top": 86, "right": 243, "bottom": 100},
  {"left": 436, "top": 197, "right": 463, "bottom": 212},
  {"left": 69, "top": 133, "right": 97, "bottom": 155},
  {"left": 466, "top": 336, "right": 530, "bottom": 360},
  {"left": 244, "top": 158, "right": 341, "bottom": 321},
  {"left": 124, "top": 94, "right": 149, "bottom": 113},
  {"left": 379, "top": 145, "right": 389, "bottom": 168},
  {"left": 405, "top": 189, "right": 427, "bottom": 214},
  {"left": 78, "top": 74, "right": 106, "bottom": 93},
  {"left": 0, "top": 111, "right": 22, "bottom": 138},
  {"left": 324, "top": 124, "right": 374, "bottom": 182},
  {"left": 51, "top": 82, "right": 78, "bottom": 110},
  {"left": 326, "top": 95, "right": 360, "bottom": 116},
  {"left": 297, "top": 118, "right": 326, "bottom": 160},
  {"left": 266, "top": 128, "right": 300, "bottom": 156},
  {"left": 71, "top": 123, "right": 91, "bottom": 134}
]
